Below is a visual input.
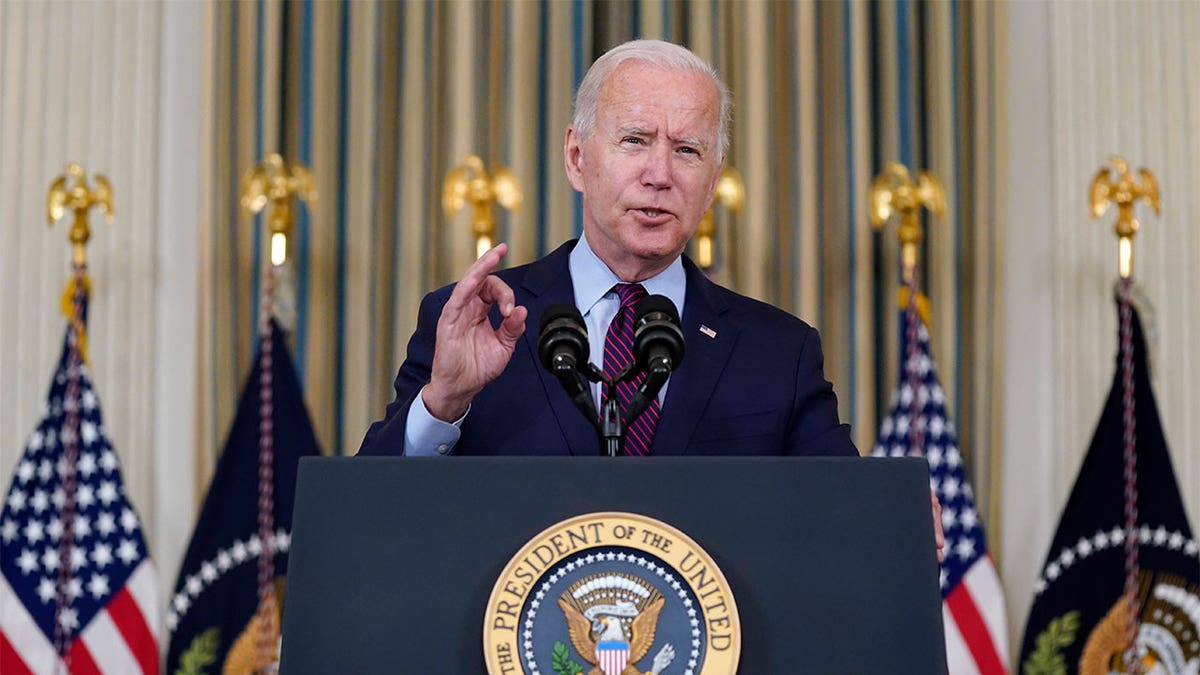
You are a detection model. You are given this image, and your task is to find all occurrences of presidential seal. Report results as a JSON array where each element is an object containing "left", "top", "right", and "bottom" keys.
[{"left": 484, "top": 512, "right": 740, "bottom": 675}]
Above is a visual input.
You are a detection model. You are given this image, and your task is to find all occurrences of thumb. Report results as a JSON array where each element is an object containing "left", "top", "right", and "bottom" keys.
[{"left": 497, "top": 305, "right": 528, "bottom": 347}]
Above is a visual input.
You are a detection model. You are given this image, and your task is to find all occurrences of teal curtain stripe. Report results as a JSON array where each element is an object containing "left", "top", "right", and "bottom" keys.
[
  {"left": 228, "top": 4, "right": 242, "bottom": 372},
  {"left": 334, "top": 0, "right": 351, "bottom": 455},
  {"left": 367, "top": 0, "right": 382, "bottom": 421},
  {"left": 251, "top": 0, "right": 265, "bottom": 351},
  {"left": 790, "top": 9, "right": 802, "bottom": 311},
  {"left": 501, "top": 2, "right": 511, "bottom": 162},
  {"left": 535, "top": 0, "right": 549, "bottom": 257},
  {"left": 843, "top": 0, "right": 857, "bottom": 429},
  {"left": 662, "top": 0, "right": 671, "bottom": 40},
  {"left": 572, "top": 0, "right": 584, "bottom": 236},
  {"left": 390, "top": 0, "right": 407, "bottom": 362},
  {"left": 710, "top": 0, "right": 718, "bottom": 74},
  {"left": 501, "top": 1, "right": 512, "bottom": 247},
  {"left": 419, "top": 4, "right": 432, "bottom": 287},
  {"left": 896, "top": 0, "right": 913, "bottom": 168},
  {"left": 811, "top": 0, "right": 823, "bottom": 314},
  {"left": 479, "top": 2, "right": 489, "bottom": 153},
  {"left": 867, "top": 2, "right": 882, "bottom": 173},
  {"left": 868, "top": 0, "right": 887, "bottom": 416},
  {"left": 951, "top": 0, "right": 964, "bottom": 419},
  {"left": 296, "top": 0, "right": 314, "bottom": 385}
]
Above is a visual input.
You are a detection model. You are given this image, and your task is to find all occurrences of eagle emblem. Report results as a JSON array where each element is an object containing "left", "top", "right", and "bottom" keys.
[
  {"left": 557, "top": 573, "right": 676, "bottom": 675},
  {"left": 1078, "top": 573, "right": 1200, "bottom": 674}
]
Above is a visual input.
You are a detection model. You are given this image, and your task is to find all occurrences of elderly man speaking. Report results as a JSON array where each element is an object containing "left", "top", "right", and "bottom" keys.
[{"left": 361, "top": 39, "right": 857, "bottom": 461}]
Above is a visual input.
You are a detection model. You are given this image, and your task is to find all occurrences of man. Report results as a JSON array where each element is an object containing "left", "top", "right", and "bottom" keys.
[
  {"left": 359, "top": 38, "right": 944, "bottom": 558},
  {"left": 359, "top": 39, "right": 857, "bottom": 460}
]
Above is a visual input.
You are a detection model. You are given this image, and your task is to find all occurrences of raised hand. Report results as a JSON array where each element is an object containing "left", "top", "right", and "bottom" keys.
[{"left": 423, "top": 243, "right": 528, "bottom": 422}]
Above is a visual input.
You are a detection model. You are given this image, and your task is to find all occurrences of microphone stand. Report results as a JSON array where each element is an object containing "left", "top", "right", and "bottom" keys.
[
  {"left": 600, "top": 384, "right": 623, "bottom": 457},
  {"left": 580, "top": 362, "right": 637, "bottom": 457}
]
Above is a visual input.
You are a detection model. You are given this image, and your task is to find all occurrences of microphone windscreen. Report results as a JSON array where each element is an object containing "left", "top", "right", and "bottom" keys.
[
  {"left": 540, "top": 302, "right": 585, "bottom": 334},
  {"left": 634, "top": 294, "right": 679, "bottom": 325},
  {"left": 633, "top": 294, "right": 684, "bottom": 369}
]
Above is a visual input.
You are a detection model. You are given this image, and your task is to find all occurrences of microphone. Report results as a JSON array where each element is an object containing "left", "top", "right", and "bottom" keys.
[
  {"left": 624, "top": 294, "right": 685, "bottom": 424},
  {"left": 537, "top": 303, "right": 598, "bottom": 425}
]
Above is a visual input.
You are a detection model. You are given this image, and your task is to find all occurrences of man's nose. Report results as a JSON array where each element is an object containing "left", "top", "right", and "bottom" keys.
[{"left": 640, "top": 145, "right": 673, "bottom": 189}]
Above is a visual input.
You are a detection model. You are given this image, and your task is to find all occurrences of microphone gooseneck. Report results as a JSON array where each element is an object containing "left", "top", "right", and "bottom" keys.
[{"left": 536, "top": 296, "right": 685, "bottom": 456}]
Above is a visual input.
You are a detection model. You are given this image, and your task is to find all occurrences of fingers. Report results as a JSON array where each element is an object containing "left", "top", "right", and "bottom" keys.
[
  {"left": 478, "top": 274, "right": 517, "bottom": 317},
  {"left": 497, "top": 304, "right": 528, "bottom": 347},
  {"left": 443, "top": 243, "right": 509, "bottom": 321},
  {"left": 931, "top": 489, "right": 946, "bottom": 563}
]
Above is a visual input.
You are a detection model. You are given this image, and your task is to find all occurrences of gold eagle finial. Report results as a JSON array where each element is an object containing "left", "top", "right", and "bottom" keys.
[
  {"left": 46, "top": 163, "right": 114, "bottom": 265},
  {"left": 443, "top": 155, "right": 522, "bottom": 259},
  {"left": 241, "top": 153, "right": 317, "bottom": 266},
  {"left": 869, "top": 162, "right": 944, "bottom": 323},
  {"left": 1089, "top": 156, "right": 1159, "bottom": 279},
  {"left": 695, "top": 166, "right": 744, "bottom": 271}
]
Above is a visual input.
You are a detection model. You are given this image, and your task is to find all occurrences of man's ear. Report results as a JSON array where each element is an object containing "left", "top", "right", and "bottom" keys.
[{"left": 563, "top": 126, "right": 585, "bottom": 193}]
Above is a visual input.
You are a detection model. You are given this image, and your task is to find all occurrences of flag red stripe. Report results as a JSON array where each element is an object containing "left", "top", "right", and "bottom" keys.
[
  {"left": 0, "top": 631, "right": 35, "bottom": 675},
  {"left": 67, "top": 639, "right": 103, "bottom": 675},
  {"left": 946, "top": 582, "right": 1006, "bottom": 674},
  {"left": 107, "top": 587, "right": 160, "bottom": 674}
]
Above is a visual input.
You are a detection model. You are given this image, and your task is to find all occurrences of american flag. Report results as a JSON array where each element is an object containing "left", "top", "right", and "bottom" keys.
[
  {"left": 871, "top": 317, "right": 1009, "bottom": 674},
  {"left": 0, "top": 325, "right": 159, "bottom": 673}
]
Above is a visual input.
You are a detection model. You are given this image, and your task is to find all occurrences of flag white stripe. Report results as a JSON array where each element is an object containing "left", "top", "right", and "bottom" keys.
[
  {"left": 124, "top": 560, "right": 160, "bottom": 642},
  {"left": 961, "top": 557, "right": 1011, "bottom": 669},
  {"left": 0, "top": 573, "right": 62, "bottom": 673},
  {"left": 942, "top": 600, "right": 982, "bottom": 675},
  {"left": 80, "top": 608, "right": 142, "bottom": 674}
]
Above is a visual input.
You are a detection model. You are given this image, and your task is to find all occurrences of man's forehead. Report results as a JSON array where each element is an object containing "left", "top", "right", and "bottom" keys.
[
  {"left": 595, "top": 62, "right": 719, "bottom": 132},
  {"left": 598, "top": 60, "right": 717, "bottom": 99}
]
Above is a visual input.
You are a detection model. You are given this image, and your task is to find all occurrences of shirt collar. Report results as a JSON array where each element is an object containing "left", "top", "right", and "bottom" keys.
[{"left": 569, "top": 233, "right": 687, "bottom": 318}]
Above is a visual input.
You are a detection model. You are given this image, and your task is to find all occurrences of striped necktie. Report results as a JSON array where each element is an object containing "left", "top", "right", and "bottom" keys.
[{"left": 602, "top": 283, "right": 659, "bottom": 455}]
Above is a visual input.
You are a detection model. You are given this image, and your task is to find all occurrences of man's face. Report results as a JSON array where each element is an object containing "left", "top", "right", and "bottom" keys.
[{"left": 564, "top": 60, "right": 723, "bottom": 280}]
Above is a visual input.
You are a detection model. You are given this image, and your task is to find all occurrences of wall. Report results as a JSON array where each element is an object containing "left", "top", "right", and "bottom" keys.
[
  {"left": 0, "top": 0, "right": 201, "bottom": 621},
  {"left": 1000, "top": 0, "right": 1200, "bottom": 657}
]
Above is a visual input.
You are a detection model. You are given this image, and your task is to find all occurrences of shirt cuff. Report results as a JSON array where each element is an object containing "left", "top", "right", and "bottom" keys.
[{"left": 403, "top": 386, "right": 467, "bottom": 456}]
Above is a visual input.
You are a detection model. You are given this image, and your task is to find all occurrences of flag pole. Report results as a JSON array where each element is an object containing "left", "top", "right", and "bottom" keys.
[
  {"left": 241, "top": 153, "right": 315, "bottom": 672},
  {"left": 867, "top": 165, "right": 1011, "bottom": 673},
  {"left": 45, "top": 163, "right": 113, "bottom": 668},
  {"left": 868, "top": 162, "right": 945, "bottom": 456},
  {"left": 1090, "top": 156, "right": 1161, "bottom": 673},
  {"left": 1089, "top": 156, "right": 1160, "bottom": 282}
]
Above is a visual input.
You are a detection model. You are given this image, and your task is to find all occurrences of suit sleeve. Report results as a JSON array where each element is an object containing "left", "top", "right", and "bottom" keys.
[
  {"left": 785, "top": 325, "right": 859, "bottom": 457},
  {"left": 357, "top": 288, "right": 449, "bottom": 455}
]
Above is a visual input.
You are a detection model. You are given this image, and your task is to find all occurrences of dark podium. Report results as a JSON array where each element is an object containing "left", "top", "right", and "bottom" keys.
[{"left": 279, "top": 456, "right": 946, "bottom": 673}]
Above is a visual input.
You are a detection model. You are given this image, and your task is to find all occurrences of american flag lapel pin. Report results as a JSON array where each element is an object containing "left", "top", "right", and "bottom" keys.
[{"left": 699, "top": 325, "right": 717, "bottom": 339}]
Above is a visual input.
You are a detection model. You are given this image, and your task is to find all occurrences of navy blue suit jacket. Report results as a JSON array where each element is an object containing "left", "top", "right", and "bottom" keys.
[{"left": 359, "top": 241, "right": 857, "bottom": 457}]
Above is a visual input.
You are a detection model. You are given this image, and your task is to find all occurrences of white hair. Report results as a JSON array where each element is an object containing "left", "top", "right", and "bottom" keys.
[{"left": 571, "top": 39, "right": 732, "bottom": 160}]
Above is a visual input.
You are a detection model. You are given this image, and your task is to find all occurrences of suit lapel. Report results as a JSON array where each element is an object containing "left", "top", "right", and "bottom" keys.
[
  {"left": 517, "top": 241, "right": 600, "bottom": 456},
  {"left": 651, "top": 259, "right": 738, "bottom": 455}
]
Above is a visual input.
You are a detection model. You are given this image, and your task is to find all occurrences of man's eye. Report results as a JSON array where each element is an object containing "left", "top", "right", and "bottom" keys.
[{"left": 621, "top": 137, "right": 643, "bottom": 145}]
